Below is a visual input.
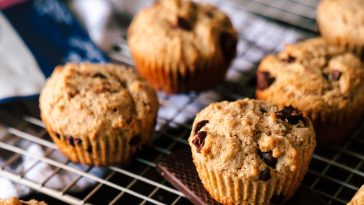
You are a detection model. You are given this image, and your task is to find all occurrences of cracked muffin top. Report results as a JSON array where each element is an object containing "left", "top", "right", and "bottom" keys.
[
  {"left": 39, "top": 63, "right": 158, "bottom": 144},
  {"left": 256, "top": 38, "right": 364, "bottom": 114},
  {"left": 128, "top": 0, "right": 237, "bottom": 66},
  {"left": 189, "top": 99, "right": 316, "bottom": 179}
]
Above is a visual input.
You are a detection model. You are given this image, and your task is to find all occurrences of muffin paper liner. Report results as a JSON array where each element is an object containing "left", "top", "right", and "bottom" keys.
[
  {"left": 305, "top": 105, "right": 364, "bottom": 145},
  {"left": 131, "top": 49, "right": 230, "bottom": 94},
  {"left": 43, "top": 118, "right": 137, "bottom": 166},
  {"left": 192, "top": 144, "right": 314, "bottom": 205}
]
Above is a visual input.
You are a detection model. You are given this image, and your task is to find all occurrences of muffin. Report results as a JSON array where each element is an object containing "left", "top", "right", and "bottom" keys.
[
  {"left": 189, "top": 98, "right": 316, "bottom": 205},
  {"left": 348, "top": 185, "right": 364, "bottom": 205},
  {"left": 40, "top": 63, "right": 158, "bottom": 166},
  {"left": 256, "top": 38, "right": 364, "bottom": 144},
  {"left": 0, "top": 197, "right": 47, "bottom": 205},
  {"left": 317, "top": 0, "right": 364, "bottom": 57},
  {"left": 128, "top": 0, "right": 237, "bottom": 94}
]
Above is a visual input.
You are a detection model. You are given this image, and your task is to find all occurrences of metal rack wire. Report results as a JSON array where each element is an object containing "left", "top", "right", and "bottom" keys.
[{"left": 0, "top": 0, "right": 363, "bottom": 204}]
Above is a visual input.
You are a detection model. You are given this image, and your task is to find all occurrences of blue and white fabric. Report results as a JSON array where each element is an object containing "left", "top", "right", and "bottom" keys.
[{"left": 0, "top": 0, "right": 108, "bottom": 104}]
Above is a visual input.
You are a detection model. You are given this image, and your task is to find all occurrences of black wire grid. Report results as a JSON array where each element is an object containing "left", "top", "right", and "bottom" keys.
[{"left": 0, "top": 0, "right": 363, "bottom": 204}]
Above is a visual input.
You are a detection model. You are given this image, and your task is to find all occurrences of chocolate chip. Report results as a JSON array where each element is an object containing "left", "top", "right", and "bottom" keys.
[
  {"left": 118, "top": 79, "right": 126, "bottom": 88},
  {"left": 330, "top": 70, "right": 342, "bottom": 81},
  {"left": 73, "top": 138, "right": 82, "bottom": 145},
  {"left": 297, "top": 119, "right": 307, "bottom": 128},
  {"left": 275, "top": 105, "right": 305, "bottom": 125},
  {"left": 192, "top": 131, "right": 207, "bottom": 153},
  {"left": 129, "top": 135, "right": 141, "bottom": 146},
  {"left": 206, "top": 11, "right": 214, "bottom": 18},
  {"left": 257, "top": 71, "right": 275, "bottom": 90},
  {"left": 66, "top": 136, "right": 82, "bottom": 147},
  {"left": 55, "top": 133, "right": 61, "bottom": 139},
  {"left": 66, "top": 137, "right": 74, "bottom": 146},
  {"left": 260, "top": 107, "right": 267, "bottom": 114},
  {"left": 176, "top": 16, "right": 191, "bottom": 30},
  {"left": 93, "top": 73, "right": 107, "bottom": 79},
  {"left": 271, "top": 194, "right": 285, "bottom": 204},
  {"left": 262, "top": 152, "right": 277, "bottom": 168},
  {"left": 219, "top": 32, "right": 237, "bottom": 62},
  {"left": 87, "top": 145, "right": 93, "bottom": 154},
  {"left": 194, "top": 120, "right": 209, "bottom": 135},
  {"left": 257, "top": 149, "right": 277, "bottom": 168},
  {"left": 68, "top": 90, "right": 79, "bottom": 98},
  {"left": 281, "top": 55, "right": 295, "bottom": 63},
  {"left": 259, "top": 168, "right": 271, "bottom": 181},
  {"left": 322, "top": 72, "right": 329, "bottom": 81}
]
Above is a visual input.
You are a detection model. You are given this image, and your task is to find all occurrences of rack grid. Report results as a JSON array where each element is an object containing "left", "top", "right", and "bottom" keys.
[{"left": 0, "top": 0, "right": 363, "bottom": 204}]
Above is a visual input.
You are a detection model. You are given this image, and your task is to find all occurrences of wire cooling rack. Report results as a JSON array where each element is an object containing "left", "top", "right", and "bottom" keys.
[{"left": 1, "top": 0, "right": 363, "bottom": 204}]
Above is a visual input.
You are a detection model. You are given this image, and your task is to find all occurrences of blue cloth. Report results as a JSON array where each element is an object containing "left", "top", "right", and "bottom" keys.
[{"left": 0, "top": 0, "right": 109, "bottom": 104}]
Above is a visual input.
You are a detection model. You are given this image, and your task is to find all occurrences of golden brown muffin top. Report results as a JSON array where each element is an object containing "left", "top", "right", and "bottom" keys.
[
  {"left": 317, "top": 0, "right": 364, "bottom": 46},
  {"left": 128, "top": 0, "right": 237, "bottom": 68},
  {"left": 256, "top": 38, "right": 364, "bottom": 114},
  {"left": 39, "top": 63, "right": 158, "bottom": 145},
  {"left": 189, "top": 99, "right": 316, "bottom": 179}
]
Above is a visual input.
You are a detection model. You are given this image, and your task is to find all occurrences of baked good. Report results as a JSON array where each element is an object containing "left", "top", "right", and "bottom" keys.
[
  {"left": 256, "top": 38, "right": 364, "bottom": 144},
  {"left": 348, "top": 185, "right": 364, "bottom": 205},
  {"left": 317, "top": 0, "right": 364, "bottom": 57},
  {"left": 189, "top": 98, "right": 316, "bottom": 204},
  {"left": 128, "top": 0, "right": 237, "bottom": 94},
  {"left": 0, "top": 197, "right": 47, "bottom": 205},
  {"left": 39, "top": 63, "right": 158, "bottom": 166}
]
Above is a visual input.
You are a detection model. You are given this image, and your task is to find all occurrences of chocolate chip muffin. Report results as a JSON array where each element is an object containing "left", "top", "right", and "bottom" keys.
[
  {"left": 348, "top": 185, "right": 364, "bottom": 205},
  {"left": 40, "top": 63, "right": 158, "bottom": 166},
  {"left": 317, "top": 0, "right": 364, "bottom": 57},
  {"left": 256, "top": 38, "right": 364, "bottom": 144},
  {"left": 189, "top": 99, "right": 316, "bottom": 205},
  {"left": 0, "top": 197, "right": 47, "bottom": 205},
  {"left": 128, "top": 0, "right": 237, "bottom": 94}
]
